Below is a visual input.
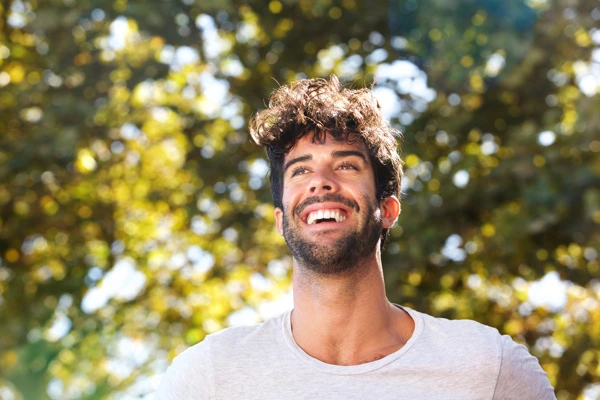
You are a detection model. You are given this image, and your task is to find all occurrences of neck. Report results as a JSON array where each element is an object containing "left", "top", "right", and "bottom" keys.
[{"left": 291, "top": 252, "right": 414, "bottom": 366}]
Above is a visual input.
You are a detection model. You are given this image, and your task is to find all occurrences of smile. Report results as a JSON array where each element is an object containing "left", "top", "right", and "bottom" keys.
[{"left": 306, "top": 209, "right": 347, "bottom": 225}]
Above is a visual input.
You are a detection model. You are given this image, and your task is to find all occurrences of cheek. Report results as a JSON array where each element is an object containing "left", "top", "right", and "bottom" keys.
[
  {"left": 280, "top": 189, "right": 296, "bottom": 215},
  {"left": 358, "top": 184, "right": 378, "bottom": 203},
  {"left": 282, "top": 183, "right": 302, "bottom": 205},
  {"left": 281, "top": 185, "right": 290, "bottom": 205}
]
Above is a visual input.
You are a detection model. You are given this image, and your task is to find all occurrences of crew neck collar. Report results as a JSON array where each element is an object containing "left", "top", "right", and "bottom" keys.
[{"left": 280, "top": 305, "right": 423, "bottom": 375}]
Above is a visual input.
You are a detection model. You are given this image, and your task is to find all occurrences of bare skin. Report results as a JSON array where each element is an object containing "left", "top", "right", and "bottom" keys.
[
  {"left": 291, "top": 254, "right": 414, "bottom": 365},
  {"left": 274, "top": 133, "right": 415, "bottom": 366}
]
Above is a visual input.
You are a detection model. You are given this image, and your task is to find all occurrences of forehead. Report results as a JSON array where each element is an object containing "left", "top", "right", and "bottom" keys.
[{"left": 285, "top": 133, "right": 369, "bottom": 160}]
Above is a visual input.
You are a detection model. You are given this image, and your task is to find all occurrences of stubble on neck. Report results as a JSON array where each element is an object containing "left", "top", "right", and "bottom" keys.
[
  {"left": 291, "top": 245, "right": 382, "bottom": 304},
  {"left": 289, "top": 252, "right": 411, "bottom": 366}
]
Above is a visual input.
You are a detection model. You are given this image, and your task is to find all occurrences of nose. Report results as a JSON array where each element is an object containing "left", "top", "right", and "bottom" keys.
[{"left": 309, "top": 169, "right": 339, "bottom": 195}]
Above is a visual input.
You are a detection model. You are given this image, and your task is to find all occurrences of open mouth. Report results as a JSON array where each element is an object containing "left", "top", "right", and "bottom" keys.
[{"left": 306, "top": 209, "right": 347, "bottom": 225}]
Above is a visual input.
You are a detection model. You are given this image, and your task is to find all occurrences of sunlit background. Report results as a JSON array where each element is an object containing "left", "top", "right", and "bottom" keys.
[{"left": 1, "top": 0, "right": 599, "bottom": 399}]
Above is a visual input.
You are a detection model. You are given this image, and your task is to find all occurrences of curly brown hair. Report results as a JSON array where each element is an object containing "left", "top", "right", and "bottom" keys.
[{"left": 250, "top": 75, "right": 403, "bottom": 248}]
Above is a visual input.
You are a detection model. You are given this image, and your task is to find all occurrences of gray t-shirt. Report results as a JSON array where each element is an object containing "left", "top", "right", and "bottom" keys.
[{"left": 156, "top": 307, "right": 555, "bottom": 399}]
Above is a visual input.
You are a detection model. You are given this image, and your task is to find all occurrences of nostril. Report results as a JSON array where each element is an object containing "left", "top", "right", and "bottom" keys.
[{"left": 310, "top": 184, "right": 333, "bottom": 192}]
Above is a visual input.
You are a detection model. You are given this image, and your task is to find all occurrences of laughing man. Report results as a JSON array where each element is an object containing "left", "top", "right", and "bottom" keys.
[{"left": 156, "top": 75, "right": 556, "bottom": 399}]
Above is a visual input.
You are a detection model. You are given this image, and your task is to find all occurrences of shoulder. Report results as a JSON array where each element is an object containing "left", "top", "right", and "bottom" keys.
[
  {"left": 177, "top": 313, "right": 284, "bottom": 366},
  {"left": 405, "top": 308, "right": 555, "bottom": 399},
  {"left": 154, "top": 338, "right": 213, "bottom": 400},
  {"left": 204, "top": 312, "right": 285, "bottom": 357},
  {"left": 155, "top": 313, "right": 286, "bottom": 400},
  {"left": 402, "top": 307, "right": 505, "bottom": 384},
  {"left": 415, "top": 309, "right": 504, "bottom": 350},
  {"left": 493, "top": 335, "right": 556, "bottom": 399}
]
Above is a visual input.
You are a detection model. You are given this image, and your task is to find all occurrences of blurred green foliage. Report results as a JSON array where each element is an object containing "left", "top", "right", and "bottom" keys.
[{"left": 0, "top": 0, "right": 599, "bottom": 399}]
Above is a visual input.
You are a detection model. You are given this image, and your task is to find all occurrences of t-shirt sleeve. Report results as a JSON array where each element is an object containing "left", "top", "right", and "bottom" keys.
[
  {"left": 493, "top": 335, "right": 556, "bottom": 400},
  {"left": 155, "top": 339, "right": 214, "bottom": 400}
]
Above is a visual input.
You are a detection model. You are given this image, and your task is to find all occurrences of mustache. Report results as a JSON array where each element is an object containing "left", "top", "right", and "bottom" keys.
[{"left": 293, "top": 194, "right": 360, "bottom": 217}]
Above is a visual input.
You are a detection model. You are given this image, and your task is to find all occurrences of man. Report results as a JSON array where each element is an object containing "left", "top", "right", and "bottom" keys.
[{"left": 156, "top": 76, "right": 556, "bottom": 399}]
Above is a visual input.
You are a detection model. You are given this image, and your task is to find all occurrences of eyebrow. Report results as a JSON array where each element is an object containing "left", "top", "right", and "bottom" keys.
[
  {"left": 283, "top": 150, "right": 369, "bottom": 172},
  {"left": 284, "top": 155, "right": 312, "bottom": 172},
  {"left": 332, "top": 150, "right": 368, "bottom": 164}
]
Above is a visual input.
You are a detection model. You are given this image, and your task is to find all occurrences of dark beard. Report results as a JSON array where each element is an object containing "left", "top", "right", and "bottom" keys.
[{"left": 282, "top": 194, "right": 382, "bottom": 275}]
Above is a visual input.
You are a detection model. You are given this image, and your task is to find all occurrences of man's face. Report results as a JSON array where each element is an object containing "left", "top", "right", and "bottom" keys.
[{"left": 274, "top": 133, "right": 398, "bottom": 274}]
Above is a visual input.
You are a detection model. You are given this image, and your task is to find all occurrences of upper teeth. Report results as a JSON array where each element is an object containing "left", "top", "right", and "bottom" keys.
[{"left": 306, "top": 209, "right": 347, "bottom": 225}]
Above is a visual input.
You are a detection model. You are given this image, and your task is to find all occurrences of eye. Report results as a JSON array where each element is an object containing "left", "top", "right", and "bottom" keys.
[
  {"left": 291, "top": 166, "right": 309, "bottom": 177},
  {"left": 338, "top": 161, "right": 358, "bottom": 171}
]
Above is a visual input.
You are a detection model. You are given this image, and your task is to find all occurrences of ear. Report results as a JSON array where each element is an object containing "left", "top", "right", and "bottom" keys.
[
  {"left": 274, "top": 207, "right": 284, "bottom": 236},
  {"left": 380, "top": 196, "right": 401, "bottom": 229}
]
